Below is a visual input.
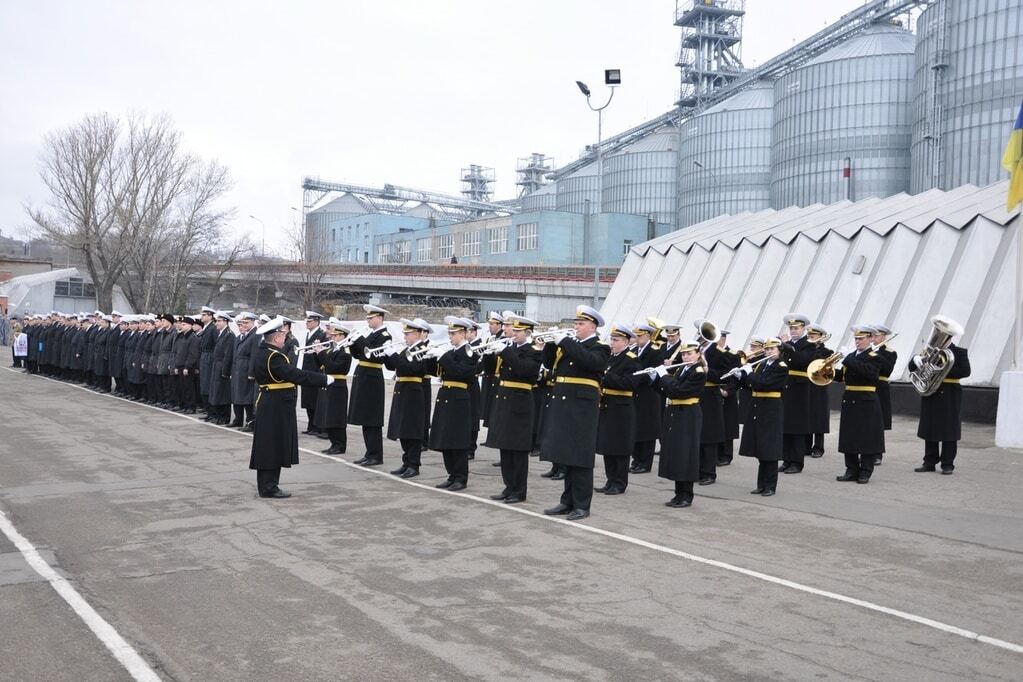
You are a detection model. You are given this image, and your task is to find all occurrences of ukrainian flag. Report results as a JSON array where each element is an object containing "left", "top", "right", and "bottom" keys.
[{"left": 1002, "top": 99, "right": 1023, "bottom": 211}]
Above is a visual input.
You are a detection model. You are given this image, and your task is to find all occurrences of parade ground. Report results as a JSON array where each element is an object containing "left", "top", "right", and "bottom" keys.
[{"left": 1, "top": 366, "right": 1021, "bottom": 681}]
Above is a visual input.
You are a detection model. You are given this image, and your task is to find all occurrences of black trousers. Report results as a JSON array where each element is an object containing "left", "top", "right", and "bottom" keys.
[
  {"left": 442, "top": 449, "right": 469, "bottom": 484},
  {"left": 843, "top": 453, "right": 876, "bottom": 478},
  {"left": 782, "top": 433, "right": 810, "bottom": 469},
  {"left": 305, "top": 408, "right": 318, "bottom": 432},
  {"left": 96, "top": 375, "right": 111, "bottom": 392},
  {"left": 674, "top": 480, "right": 694, "bottom": 502},
  {"left": 812, "top": 433, "right": 825, "bottom": 452},
  {"left": 559, "top": 465, "right": 593, "bottom": 511},
  {"left": 399, "top": 438, "right": 422, "bottom": 468},
  {"left": 700, "top": 444, "right": 718, "bottom": 480},
  {"left": 603, "top": 454, "right": 630, "bottom": 492},
  {"left": 500, "top": 449, "right": 529, "bottom": 499},
  {"left": 327, "top": 428, "right": 347, "bottom": 452},
  {"left": 718, "top": 439, "right": 734, "bottom": 463},
  {"left": 757, "top": 460, "right": 779, "bottom": 492},
  {"left": 924, "top": 440, "right": 958, "bottom": 469},
  {"left": 256, "top": 468, "right": 281, "bottom": 495},
  {"left": 362, "top": 426, "right": 383, "bottom": 461},
  {"left": 631, "top": 440, "right": 656, "bottom": 470}
]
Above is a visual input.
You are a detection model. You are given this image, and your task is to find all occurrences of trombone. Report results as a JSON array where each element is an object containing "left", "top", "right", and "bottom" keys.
[{"left": 693, "top": 318, "right": 720, "bottom": 352}]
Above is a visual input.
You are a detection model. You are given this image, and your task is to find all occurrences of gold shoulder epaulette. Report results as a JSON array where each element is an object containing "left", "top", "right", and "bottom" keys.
[
  {"left": 695, "top": 366, "right": 705, "bottom": 373},
  {"left": 626, "top": 351, "right": 636, "bottom": 358},
  {"left": 869, "top": 351, "right": 878, "bottom": 357},
  {"left": 779, "top": 361, "right": 788, "bottom": 367}
]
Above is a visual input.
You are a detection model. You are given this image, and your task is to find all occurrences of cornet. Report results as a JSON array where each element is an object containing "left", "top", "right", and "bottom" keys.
[
  {"left": 336, "top": 328, "right": 367, "bottom": 348},
  {"left": 365, "top": 340, "right": 407, "bottom": 358},
  {"left": 408, "top": 340, "right": 450, "bottom": 359},
  {"left": 533, "top": 327, "right": 575, "bottom": 343},
  {"left": 295, "top": 339, "right": 335, "bottom": 353}
]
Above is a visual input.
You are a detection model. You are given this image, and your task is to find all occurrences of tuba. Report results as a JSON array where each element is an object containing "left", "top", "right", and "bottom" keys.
[{"left": 909, "top": 315, "right": 963, "bottom": 397}]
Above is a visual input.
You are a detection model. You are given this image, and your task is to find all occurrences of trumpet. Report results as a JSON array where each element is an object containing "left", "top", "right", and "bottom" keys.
[
  {"left": 408, "top": 340, "right": 450, "bottom": 359},
  {"left": 365, "top": 340, "right": 407, "bottom": 358},
  {"left": 533, "top": 327, "right": 576, "bottom": 343},
  {"left": 295, "top": 339, "right": 335, "bottom": 353},
  {"left": 475, "top": 336, "right": 511, "bottom": 355},
  {"left": 336, "top": 328, "right": 367, "bottom": 348}
]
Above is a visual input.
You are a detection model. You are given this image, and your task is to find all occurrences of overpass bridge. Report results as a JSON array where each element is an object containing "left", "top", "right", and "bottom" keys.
[{"left": 190, "top": 263, "right": 618, "bottom": 322}]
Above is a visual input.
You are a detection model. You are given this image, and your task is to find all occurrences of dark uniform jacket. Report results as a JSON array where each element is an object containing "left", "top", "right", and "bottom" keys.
[
  {"left": 658, "top": 361, "right": 706, "bottom": 481},
  {"left": 198, "top": 323, "right": 218, "bottom": 396},
  {"left": 107, "top": 328, "right": 123, "bottom": 379},
  {"left": 835, "top": 349, "right": 884, "bottom": 455},
  {"left": 92, "top": 327, "right": 111, "bottom": 376},
  {"left": 875, "top": 345, "right": 897, "bottom": 430},
  {"left": 480, "top": 331, "right": 503, "bottom": 426},
  {"left": 780, "top": 335, "right": 815, "bottom": 434},
  {"left": 248, "top": 341, "right": 329, "bottom": 471},
  {"left": 632, "top": 342, "right": 663, "bottom": 442},
  {"left": 737, "top": 358, "right": 789, "bottom": 461},
  {"left": 348, "top": 326, "right": 391, "bottom": 427},
  {"left": 209, "top": 327, "right": 235, "bottom": 406},
  {"left": 314, "top": 344, "right": 352, "bottom": 430},
  {"left": 301, "top": 327, "right": 328, "bottom": 411},
  {"left": 539, "top": 335, "right": 610, "bottom": 468},
  {"left": 484, "top": 341, "right": 543, "bottom": 452},
  {"left": 808, "top": 343, "right": 833, "bottom": 433},
  {"left": 700, "top": 344, "right": 728, "bottom": 444},
  {"left": 719, "top": 347, "right": 743, "bottom": 439},
  {"left": 231, "top": 330, "right": 259, "bottom": 405},
  {"left": 71, "top": 326, "right": 88, "bottom": 370},
  {"left": 597, "top": 350, "right": 639, "bottom": 458},
  {"left": 174, "top": 330, "right": 200, "bottom": 372},
  {"left": 146, "top": 329, "right": 162, "bottom": 376},
  {"left": 909, "top": 344, "right": 970, "bottom": 442},
  {"left": 158, "top": 328, "right": 176, "bottom": 376},
  {"left": 384, "top": 344, "right": 428, "bottom": 440},
  {"left": 426, "top": 343, "right": 479, "bottom": 451}
]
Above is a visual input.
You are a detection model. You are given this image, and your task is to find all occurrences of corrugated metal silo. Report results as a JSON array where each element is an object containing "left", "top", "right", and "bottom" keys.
[
  {"left": 520, "top": 182, "right": 557, "bottom": 212},
  {"left": 601, "top": 126, "right": 678, "bottom": 227},
  {"left": 770, "top": 24, "right": 916, "bottom": 209},
  {"left": 678, "top": 81, "right": 774, "bottom": 228},
  {"left": 911, "top": 0, "right": 1023, "bottom": 193},
  {"left": 555, "top": 160, "right": 600, "bottom": 213}
]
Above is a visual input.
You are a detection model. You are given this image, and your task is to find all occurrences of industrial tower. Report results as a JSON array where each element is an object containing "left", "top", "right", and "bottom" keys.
[
  {"left": 515, "top": 153, "right": 554, "bottom": 197},
  {"left": 674, "top": 0, "right": 746, "bottom": 110},
  {"left": 460, "top": 165, "right": 496, "bottom": 213}
]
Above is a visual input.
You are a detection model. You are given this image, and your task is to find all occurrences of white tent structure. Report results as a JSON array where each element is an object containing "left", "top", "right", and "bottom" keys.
[
  {"left": 601, "top": 181, "right": 1018, "bottom": 388},
  {"left": 0, "top": 267, "right": 132, "bottom": 316}
]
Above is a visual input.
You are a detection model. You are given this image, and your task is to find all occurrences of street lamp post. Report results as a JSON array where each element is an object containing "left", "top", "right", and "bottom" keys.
[{"left": 576, "top": 69, "right": 621, "bottom": 211}]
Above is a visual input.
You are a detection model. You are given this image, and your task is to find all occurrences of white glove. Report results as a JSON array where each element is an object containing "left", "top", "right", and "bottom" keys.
[
  {"left": 325, "top": 375, "right": 335, "bottom": 385},
  {"left": 740, "top": 363, "right": 753, "bottom": 375},
  {"left": 383, "top": 345, "right": 397, "bottom": 356},
  {"left": 912, "top": 354, "right": 923, "bottom": 368},
  {"left": 654, "top": 365, "right": 669, "bottom": 378},
  {"left": 427, "top": 347, "right": 446, "bottom": 359}
]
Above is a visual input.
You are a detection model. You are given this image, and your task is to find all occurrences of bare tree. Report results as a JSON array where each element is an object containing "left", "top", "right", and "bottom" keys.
[
  {"left": 28, "top": 112, "right": 236, "bottom": 312},
  {"left": 280, "top": 214, "right": 333, "bottom": 312}
]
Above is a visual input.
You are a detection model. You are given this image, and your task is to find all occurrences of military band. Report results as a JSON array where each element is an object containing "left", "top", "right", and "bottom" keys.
[{"left": 15, "top": 303, "right": 975, "bottom": 516}]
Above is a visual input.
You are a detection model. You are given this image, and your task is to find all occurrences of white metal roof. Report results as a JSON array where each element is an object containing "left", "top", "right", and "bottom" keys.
[{"left": 602, "top": 181, "right": 1018, "bottom": 386}]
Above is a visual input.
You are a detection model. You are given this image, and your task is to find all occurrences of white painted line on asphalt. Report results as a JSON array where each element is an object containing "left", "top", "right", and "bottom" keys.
[
  {"left": 7, "top": 366, "right": 1023, "bottom": 657},
  {"left": 0, "top": 509, "right": 162, "bottom": 681}
]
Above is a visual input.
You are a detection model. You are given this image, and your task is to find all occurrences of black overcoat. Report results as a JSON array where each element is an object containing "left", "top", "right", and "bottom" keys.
[
  {"left": 301, "top": 327, "right": 328, "bottom": 410},
  {"left": 479, "top": 332, "right": 503, "bottom": 426},
  {"left": 719, "top": 347, "right": 742, "bottom": 439},
  {"left": 781, "top": 335, "right": 815, "bottom": 434},
  {"left": 835, "top": 350, "right": 885, "bottom": 454},
  {"left": 539, "top": 335, "right": 610, "bottom": 468},
  {"left": 700, "top": 345, "right": 728, "bottom": 444},
  {"left": 737, "top": 359, "right": 788, "bottom": 461},
  {"left": 910, "top": 344, "right": 970, "bottom": 441},
  {"left": 249, "top": 341, "right": 329, "bottom": 470},
  {"left": 348, "top": 327, "right": 390, "bottom": 427},
  {"left": 658, "top": 362, "right": 706, "bottom": 481},
  {"left": 231, "top": 331, "right": 259, "bottom": 405},
  {"left": 383, "top": 345, "right": 428, "bottom": 440},
  {"left": 92, "top": 327, "right": 110, "bottom": 376},
  {"left": 596, "top": 350, "right": 639, "bottom": 458},
  {"left": 632, "top": 342, "right": 663, "bottom": 441},
  {"left": 198, "top": 323, "right": 217, "bottom": 395},
  {"left": 875, "top": 345, "right": 897, "bottom": 430},
  {"left": 808, "top": 343, "right": 833, "bottom": 433},
  {"left": 427, "top": 344, "right": 478, "bottom": 450},
  {"left": 209, "top": 328, "right": 235, "bottom": 406},
  {"left": 485, "top": 341, "right": 542, "bottom": 451},
  {"left": 314, "top": 345, "right": 352, "bottom": 430}
]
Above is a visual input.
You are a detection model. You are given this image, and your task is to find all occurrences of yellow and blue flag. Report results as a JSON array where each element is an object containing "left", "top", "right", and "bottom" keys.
[{"left": 1002, "top": 99, "right": 1023, "bottom": 211}]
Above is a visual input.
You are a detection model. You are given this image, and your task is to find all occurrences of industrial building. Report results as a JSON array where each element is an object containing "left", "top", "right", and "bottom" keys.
[{"left": 301, "top": 0, "right": 1021, "bottom": 276}]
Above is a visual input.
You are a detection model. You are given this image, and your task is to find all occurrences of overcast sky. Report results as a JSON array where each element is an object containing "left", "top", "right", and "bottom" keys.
[{"left": 0, "top": 0, "right": 868, "bottom": 252}]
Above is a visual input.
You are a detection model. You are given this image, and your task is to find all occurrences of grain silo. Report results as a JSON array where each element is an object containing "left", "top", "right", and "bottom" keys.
[
  {"left": 520, "top": 182, "right": 557, "bottom": 212},
  {"left": 555, "top": 160, "right": 600, "bottom": 214},
  {"left": 601, "top": 126, "right": 678, "bottom": 227},
  {"left": 770, "top": 24, "right": 916, "bottom": 209},
  {"left": 911, "top": 0, "right": 1023, "bottom": 193},
  {"left": 678, "top": 80, "right": 774, "bottom": 228}
]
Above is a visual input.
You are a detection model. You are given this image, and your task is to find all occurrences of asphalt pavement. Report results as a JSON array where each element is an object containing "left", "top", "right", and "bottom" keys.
[{"left": 1, "top": 365, "right": 1021, "bottom": 681}]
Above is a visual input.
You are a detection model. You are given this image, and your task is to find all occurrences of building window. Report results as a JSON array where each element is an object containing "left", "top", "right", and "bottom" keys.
[
  {"left": 461, "top": 230, "right": 480, "bottom": 257},
  {"left": 623, "top": 239, "right": 632, "bottom": 255},
  {"left": 376, "top": 243, "right": 389, "bottom": 263},
  {"left": 436, "top": 233, "right": 454, "bottom": 260},
  {"left": 517, "top": 222, "right": 538, "bottom": 251},
  {"left": 332, "top": 228, "right": 336, "bottom": 242},
  {"left": 394, "top": 239, "right": 411, "bottom": 263},
  {"left": 416, "top": 238, "right": 432, "bottom": 262},
  {"left": 489, "top": 225, "right": 508, "bottom": 254},
  {"left": 54, "top": 277, "right": 95, "bottom": 298}
]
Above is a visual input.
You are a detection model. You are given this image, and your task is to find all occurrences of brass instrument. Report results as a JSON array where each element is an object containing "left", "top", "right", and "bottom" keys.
[
  {"left": 807, "top": 352, "right": 845, "bottom": 386},
  {"left": 813, "top": 332, "right": 832, "bottom": 345},
  {"left": 693, "top": 318, "right": 720, "bottom": 351},
  {"left": 633, "top": 359, "right": 701, "bottom": 376},
  {"left": 365, "top": 340, "right": 407, "bottom": 358},
  {"left": 408, "top": 340, "right": 451, "bottom": 359},
  {"left": 909, "top": 316, "right": 963, "bottom": 396},
  {"left": 295, "top": 339, "right": 335, "bottom": 353},
  {"left": 533, "top": 327, "right": 576, "bottom": 343},
  {"left": 647, "top": 316, "right": 667, "bottom": 347},
  {"left": 336, "top": 327, "right": 368, "bottom": 348}
]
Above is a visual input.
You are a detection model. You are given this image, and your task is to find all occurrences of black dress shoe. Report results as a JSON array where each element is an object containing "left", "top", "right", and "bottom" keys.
[
  {"left": 550, "top": 472, "right": 566, "bottom": 481},
  {"left": 856, "top": 476, "right": 870, "bottom": 484},
  {"left": 666, "top": 498, "right": 692, "bottom": 508},
  {"left": 491, "top": 461, "right": 502, "bottom": 467},
  {"left": 761, "top": 489, "right": 776, "bottom": 497},
  {"left": 436, "top": 480, "right": 453, "bottom": 489},
  {"left": 781, "top": 465, "right": 802, "bottom": 474},
  {"left": 604, "top": 487, "right": 624, "bottom": 495},
  {"left": 631, "top": 467, "right": 651, "bottom": 474},
  {"left": 566, "top": 509, "right": 590, "bottom": 521},
  {"left": 544, "top": 503, "right": 571, "bottom": 516},
  {"left": 836, "top": 473, "right": 857, "bottom": 482},
  {"left": 259, "top": 489, "right": 291, "bottom": 499},
  {"left": 529, "top": 450, "right": 540, "bottom": 458},
  {"left": 873, "top": 457, "right": 883, "bottom": 466},
  {"left": 594, "top": 485, "right": 610, "bottom": 493},
  {"left": 353, "top": 457, "right": 369, "bottom": 465},
  {"left": 940, "top": 468, "right": 954, "bottom": 475},
  {"left": 325, "top": 447, "right": 344, "bottom": 455},
  {"left": 717, "top": 459, "right": 732, "bottom": 466},
  {"left": 361, "top": 459, "right": 383, "bottom": 467},
  {"left": 302, "top": 428, "right": 315, "bottom": 435},
  {"left": 467, "top": 453, "right": 475, "bottom": 461},
  {"left": 698, "top": 477, "right": 716, "bottom": 486},
  {"left": 540, "top": 468, "right": 556, "bottom": 478},
  {"left": 399, "top": 468, "right": 419, "bottom": 479},
  {"left": 447, "top": 481, "right": 466, "bottom": 492},
  {"left": 241, "top": 424, "right": 254, "bottom": 433},
  {"left": 750, "top": 488, "right": 765, "bottom": 494},
  {"left": 228, "top": 421, "right": 243, "bottom": 428},
  {"left": 489, "top": 492, "right": 509, "bottom": 501},
  {"left": 914, "top": 465, "right": 936, "bottom": 472},
  {"left": 504, "top": 496, "right": 524, "bottom": 504},
  {"left": 391, "top": 466, "right": 409, "bottom": 475},
  {"left": 809, "top": 448, "right": 824, "bottom": 458},
  {"left": 315, "top": 432, "right": 330, "bottom": 440}
]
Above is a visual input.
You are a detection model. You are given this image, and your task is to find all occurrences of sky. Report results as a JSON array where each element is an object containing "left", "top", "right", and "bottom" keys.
[{"left": 0, "top": 0, "right": 868, "bottom": 253}]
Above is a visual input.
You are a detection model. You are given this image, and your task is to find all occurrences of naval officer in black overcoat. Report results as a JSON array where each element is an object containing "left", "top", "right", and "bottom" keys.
[
  {"left": 382, "top": 318, "right": 432, "bottom": 478},
  {"left": 348, "top": 304, "right": 392, "bottom": 466},
  {"left": 596, "top": 323, "right": 640, "bottom": 495},
  {"left": 834, "top": 325, "right": 884, "bottom": 484}
]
